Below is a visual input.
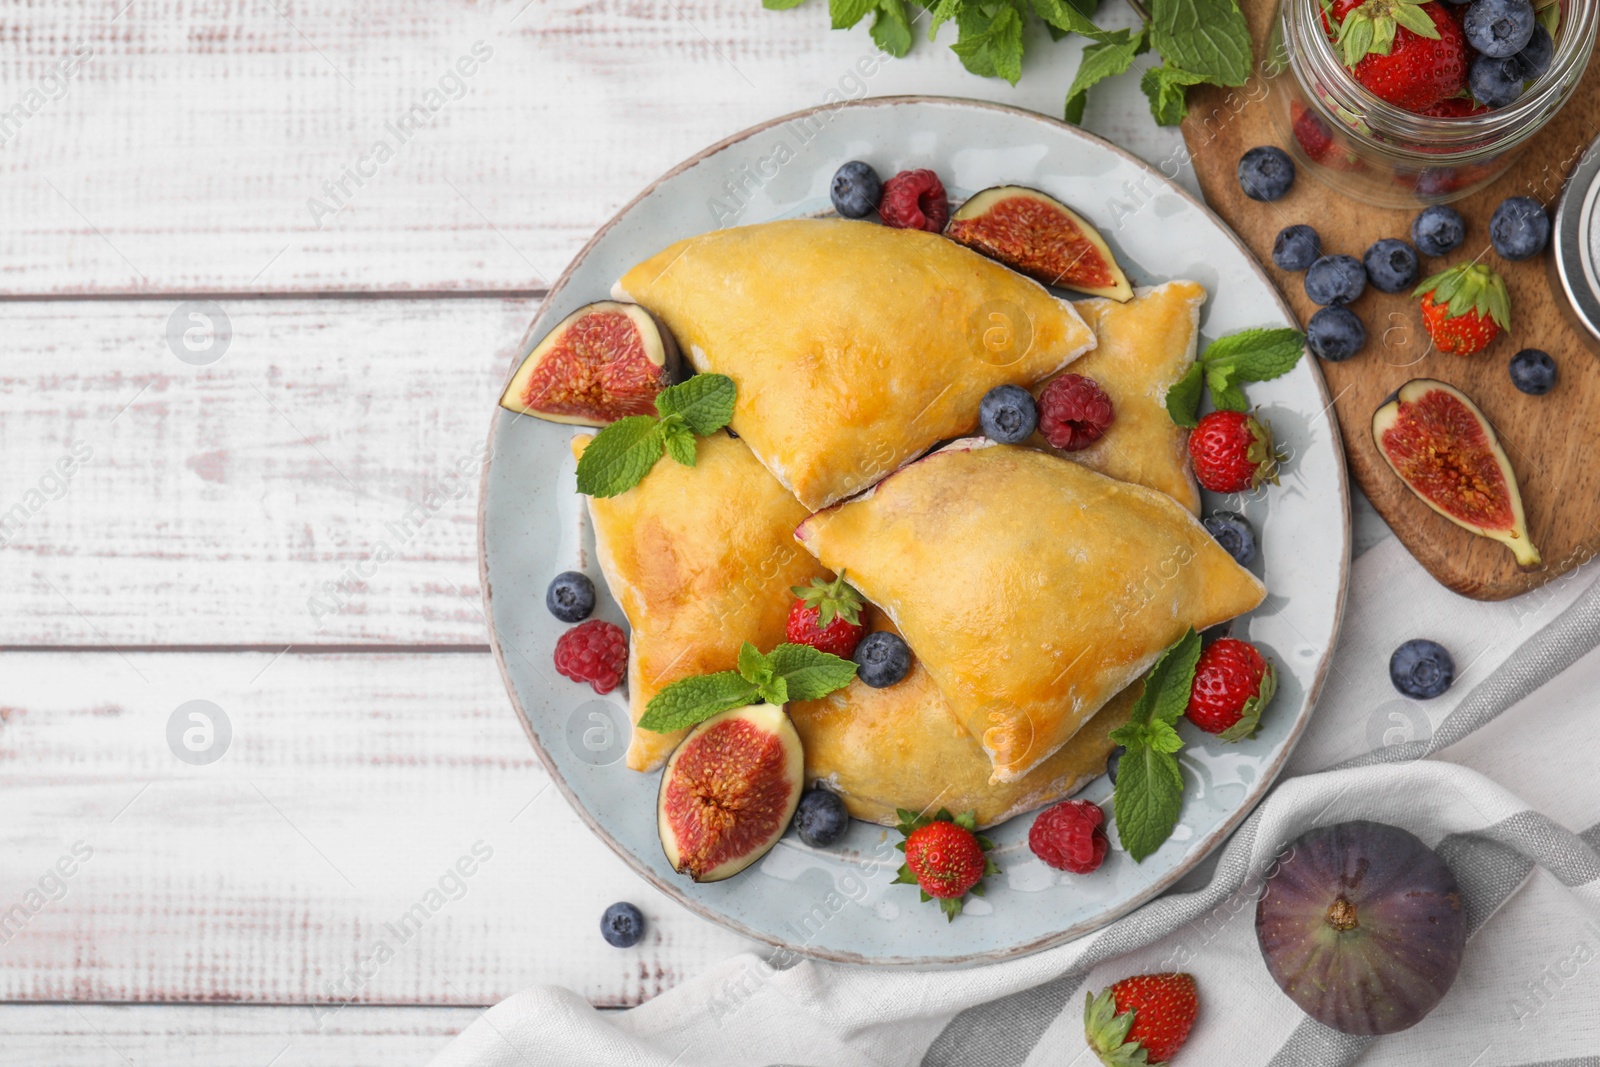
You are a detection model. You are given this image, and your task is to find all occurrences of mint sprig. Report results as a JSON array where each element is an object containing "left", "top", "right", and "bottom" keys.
[
  {"left": 1109, "top": 628, "right": 1201, "bottom": 862},
  {"left": 637, "top": 640, "right": 858, "bottom": 734},
  {"left": 1165, "top": 327, "right": 1307, "bottom": 428},
  {"left": 575, "top": 374, "right": 736, "bottom": 497},
  {"left": 762, "top": 0, "right": 1255, "bottom": 127}
]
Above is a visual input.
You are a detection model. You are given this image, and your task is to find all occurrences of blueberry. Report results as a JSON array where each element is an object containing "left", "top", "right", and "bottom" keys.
[
  {"left": 600, "top": 902, "right": 645, "bottom": 948},
  {"left": 1509, "top": 348, "right": 1557, "bottom": 394},
  {"left": 1203, "top": 511, "right": 1258, "bottom": 566},
  {"left": 1106, "top": 745, "right": 1125, "bottom": 785},
  {"left": 1389, "top": 639, "right": 1456, "bottom": 699},
  {"left": 1306, "top": 306, "right": 1368, "bottom": 363},
  {"left": 1238, "top": 145, "right": 1296, "bottom": 201},
  {"left": 793, "top": 788, "right": 850, "bottom": 847},
  {"left": 1304, "top": 254, "right": 1367, "bottom": 306},
  {"left": 853, "top": 630, "right": 912, "bottom": 688},
  {"left": 1363, "top": 238, "right": 1420, "bottom": 293},
  {"left": 830, "top": 161, "right": 882, "bottom": 219},
  {"left": 546, "top": 571, "right": 596, "bottom": 623},
  {"left": 1469, "top": 54, "right": 1526, "bottom": 109},
  {"left": 979, "top": 384, "right": 1039, "bottom": 444},
  {"left": 1489, "top": 195, "right": 1551, "bottom": 260},
  {"left": 1464, "top": 0, "right": 1536, "bottom": 57},
  {"left": 1411, "top": 205, "right": 1466, "bottom": 257},
  {"left": 1272, "top": 224, "right": 1322, "bottom": 271},
  {"left": 1514, "top": 23, "right": 1555, "bottom": 79}
]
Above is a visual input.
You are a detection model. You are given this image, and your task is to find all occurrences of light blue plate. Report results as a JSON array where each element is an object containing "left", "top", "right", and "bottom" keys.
[{"left": 479, "top": 97, "right": 1350, "bottom": 966}]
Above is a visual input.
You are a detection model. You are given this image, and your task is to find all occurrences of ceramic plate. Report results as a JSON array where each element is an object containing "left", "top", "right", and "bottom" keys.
[{"left": 479, "top": 97, "right": 1350, "bottom": 966}]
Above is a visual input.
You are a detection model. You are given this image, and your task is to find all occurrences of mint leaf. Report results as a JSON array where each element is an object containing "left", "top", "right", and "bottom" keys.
[
  {"left": 1206, "top": 362, "right": 1249, "bottom": 412},
  {"left": 768, "top": 642, "right": 859, "bottom": 702},
  {"left": 1201, "top": 327, "right": 1307, "bottom": 382},
  {"left": 662, "top": 422, "right": 697, "bottom": 467},
  {"left": 1149, "top": 0, "right": 1252, "bottom": 86},
  {"left": 951, "top": 3, "right": 1026, "bottom": 84},
  {"left": 1165, "top": 362, "right": 1204, "bottom": 428},
  {"left": 1140, "top": 63, "right": 1210, "bottom": 126},
  {"left": 575, "top": 416, "right": 665, "bottom": 498},
  {"left": 928, "top": 0, "right": 963, "bottom": 38},
  {"left": 1032, "top": 0, "right": 1116, "bottom": 44},
  {"left": 737, "top": 641, "right": 771, "bottom": 685},
  {"left": 637, "top": 671, "right": 759, "bottom": 733},
  {"left": 830, "top": 0, "right": 877, "bottom": 29},
  {"left": 763, "top": 0, "right": 809, "bottom": 8},
  {"left": 1064, "top": 27, "right": 1145, "bottom": 124},
  {"left": 1113, "top": 742, "right": 1186, "bottom": 861},
  {"left": 1137, "top": 628, "right": 1203, "bottom": 725},
  {"left": 655, "top": 373, "right": 736, "bottom": 437},
  {"left": 871, "top": 0, "right": 914, "bottom": 55}
]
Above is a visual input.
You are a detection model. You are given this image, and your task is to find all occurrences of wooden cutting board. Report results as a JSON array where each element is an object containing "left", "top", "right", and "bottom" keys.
[{"left": 1182, "top": 2, "right": 1600, "bottom": 600}]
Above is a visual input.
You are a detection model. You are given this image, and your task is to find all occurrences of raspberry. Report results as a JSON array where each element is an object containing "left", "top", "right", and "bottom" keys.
[
  {"left": 879, "top": 169, "right": 949, "bottom": 232},
  {"left": 554, "top": 619, "right": 628, "bottom": 694},
  {"left": 1029, "top": 800, "right": 1108, "bottom": 874},
  {"left": 1038, "top": 374, "right": 1114, "bottom": 451}
]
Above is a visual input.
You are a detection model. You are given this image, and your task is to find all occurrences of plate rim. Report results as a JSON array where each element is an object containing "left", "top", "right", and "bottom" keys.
[{"left": 476, "top": 94, "right": 1353, "bottom": 967}]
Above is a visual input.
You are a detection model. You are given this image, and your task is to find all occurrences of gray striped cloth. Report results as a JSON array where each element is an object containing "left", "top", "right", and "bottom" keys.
[{"left": 434, "top": 538, "right": 1600, "bottom": 1067}]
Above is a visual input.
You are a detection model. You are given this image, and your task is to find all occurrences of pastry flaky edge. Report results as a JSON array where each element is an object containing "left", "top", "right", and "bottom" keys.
[
  {"left": 795, "top": 438, "right": 1267, "bottom": 783},
  {"left": 608, "top": 218, "right": 1098, "bottom": 511},
  {"left": 1032, "top": 281, "right": 1207, "bottom": 514},
  {"left": 789, "top": 612, "right": 1137, "bottom": 830}
]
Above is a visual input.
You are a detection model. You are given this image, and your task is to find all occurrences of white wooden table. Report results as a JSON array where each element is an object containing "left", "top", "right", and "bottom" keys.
[{"left": 0, "top": 3, "right": 1395, "bottom": 1062}]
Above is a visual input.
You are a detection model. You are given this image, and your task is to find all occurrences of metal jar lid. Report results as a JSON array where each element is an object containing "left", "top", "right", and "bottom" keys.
[{"left": 1554, "top": 132, "right": 1600, "bottom": 347}]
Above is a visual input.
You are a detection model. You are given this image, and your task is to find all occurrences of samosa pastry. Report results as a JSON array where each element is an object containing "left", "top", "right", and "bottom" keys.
[
  {"left": 1034, "top": 281, "right": 1205, "bottom": 513},
  {"left": 795, "top": 441, "right": 1265, "bottom": 782},
  {"left": 573, "top": 431, "right": 829, "bottom": 771},
  {"left": 614, "top": 218, "right": 1096, "bottom": 510},
  {"left": 790, "top": 617, "right": 1136, "bottom": 829}
]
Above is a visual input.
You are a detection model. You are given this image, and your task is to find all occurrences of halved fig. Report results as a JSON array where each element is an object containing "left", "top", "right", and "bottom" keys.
[
  {"left": 944, "top": 186, "right": 1133, "bottom": 301},
  {"left": 1372, "top": 379, "right": 1540, "bottom": 568},
  {"left": 498, "top": 301, "right": 679, "bottom": 426},
  {"left": 657, "top": 703, "right": 804, "bottom": 883}
]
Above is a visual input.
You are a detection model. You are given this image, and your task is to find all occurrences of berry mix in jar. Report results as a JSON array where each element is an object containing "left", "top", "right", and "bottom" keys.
[{"left": 1261, "top": 0, "right": 1597, "bottom": 205}]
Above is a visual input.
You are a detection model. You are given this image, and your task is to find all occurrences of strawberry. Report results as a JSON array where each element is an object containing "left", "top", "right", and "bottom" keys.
[
  {"left": 1186, "top": 637, "right": 1277, "bottom": 740},
  {"left": 786, "top": 572, "right": 864, "bottom": 658},
  {"left": 1085, "top": 973, "right": 1199, "bottom": 1066},
  {"left": 1415, "top": 262, "right": 1510, "bottom": 356},
  {"left": 893, "top": 808, "right": 997, "bottom": 920},
  {"left": 1416, "top": 95, "right": 1490, "bottom": 117},
  {"left": 1187, "top": 410, "right": 1280, "bottom": 494},
  {"left": 1328, "top": 0, "right": 1468, "bottom": 113},
  {"left": 1291, "top": 102, "right": 1364, "bottom": 173}
]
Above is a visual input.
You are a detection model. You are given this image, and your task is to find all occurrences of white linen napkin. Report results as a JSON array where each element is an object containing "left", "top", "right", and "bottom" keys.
[{"left": 432, "top": 536, "right": 1600, "bottom": 1067}]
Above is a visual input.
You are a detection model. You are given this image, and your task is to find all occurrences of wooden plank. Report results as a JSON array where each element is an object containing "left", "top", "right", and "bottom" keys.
[
  {"left": 0, "top": 649, "right": 753, "bottom": 1005},
  {"left": 1181, "top": 3, "right": 1600, "bottom": 598},
  {"left": 0, "top": 1004, "right": 480, "bottom": 1067},
  {"left": 1, "top": 0, "right": 1182, "bottom": 296},
  {"left": 0, "top": 297, "right": 538, "bottom": 646}
]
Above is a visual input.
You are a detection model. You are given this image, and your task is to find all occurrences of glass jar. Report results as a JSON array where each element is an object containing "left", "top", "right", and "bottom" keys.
[{"left": 1261, "top": 0, "right": 1598, "bottom": 206}]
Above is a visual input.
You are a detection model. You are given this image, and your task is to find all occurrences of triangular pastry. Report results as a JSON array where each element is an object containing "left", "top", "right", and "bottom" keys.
[
  {"left": 795, "top": 441, "right": 1266, "bottom": 782},
  {"left": 614, "top": 218, "right": 1096, "bottom": 510},
  {"left": 573, "top": 431, "right": 829, "bottom": 771},
  {"left": 789, "top": 616, "right": 1136, "bottom": 829},
  {"left": 1033, "top": 281, "right": 1206, "bottom": 513}
]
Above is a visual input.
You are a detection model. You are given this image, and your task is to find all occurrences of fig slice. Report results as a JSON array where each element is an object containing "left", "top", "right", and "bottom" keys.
[
  {"left": 1372, "top": 378, "right": 1540, "bottom": 568},
  {"left": 498, "top": 301, "right": 680, "bottom": 426},
  {"left": 1256, "top": 821, "right": 1466, "bottom": 1035},
  {"left": 944, "top": 186, "right": 1133, "bottom": 301},
  {"left": 657, "top": 703, "right": 804, "bottom": 883}
]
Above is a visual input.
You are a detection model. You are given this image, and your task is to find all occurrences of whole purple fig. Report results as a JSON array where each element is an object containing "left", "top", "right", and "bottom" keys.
[{"left": 1255, "top": 820, "right": 1466, "bottom": 1035}]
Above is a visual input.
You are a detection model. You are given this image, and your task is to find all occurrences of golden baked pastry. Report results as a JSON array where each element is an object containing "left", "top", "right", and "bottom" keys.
[
  {"left": 795, "top": 441, "right": 1265, "bottom": 782},
  {"left": 1034, "top": 281, "right": 1206, "bottom": 513},
  {"left": 573, "top": 431, "right": 829, "bottom": 771},
  {"left": 613, "top": 218, "right": 1096, "bottom": 510},
  {"left": 789, "top": 616, "right": 1135, "bottom": 829}
]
